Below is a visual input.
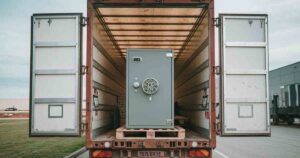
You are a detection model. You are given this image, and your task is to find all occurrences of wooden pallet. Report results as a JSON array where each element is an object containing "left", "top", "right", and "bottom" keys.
[{"left": 116, "top": 126, "right": 185, "bottom": 139}]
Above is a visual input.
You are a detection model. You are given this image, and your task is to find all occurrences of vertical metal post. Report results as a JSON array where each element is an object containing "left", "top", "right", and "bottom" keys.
[
  {"left": 273, "top": 95, "right": 279, "bottom": 125},
  {"left": 86, "top": 0, "right": 93, "bottom": 148}
]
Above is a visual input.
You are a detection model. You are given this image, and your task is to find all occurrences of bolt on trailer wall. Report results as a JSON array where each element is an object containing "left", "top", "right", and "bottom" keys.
[
  {"left": 29, "top": 14, "right": 82, "bottom": 136},
  {"left": 220, "top": 14, "right": 270, "bottom": 136}
]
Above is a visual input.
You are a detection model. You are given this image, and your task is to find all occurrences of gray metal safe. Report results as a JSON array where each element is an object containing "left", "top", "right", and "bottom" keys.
[{"left": 126, "top": 49, "right": 174, "bottom": 128}]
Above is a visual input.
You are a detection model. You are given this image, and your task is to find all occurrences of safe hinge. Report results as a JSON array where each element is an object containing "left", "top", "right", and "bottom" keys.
[
  {"left": 81, "top": 17, "right": 87, "bottom": 27},
  {"left": 213, "top": 66, "right": 221, "bottom": 75},
  {"left": 213, "top": 17, "right": 220, "bottom": 27},
  {"left": 81, "top": 65, "right": 88, "bottom": 75}
]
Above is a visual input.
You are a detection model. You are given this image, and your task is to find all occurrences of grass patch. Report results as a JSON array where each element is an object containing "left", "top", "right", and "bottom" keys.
[{"left": 0, "top": 119, "right": 85, "bottom": 158}]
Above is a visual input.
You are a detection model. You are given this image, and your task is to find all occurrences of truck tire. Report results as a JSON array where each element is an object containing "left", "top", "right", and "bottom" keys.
[
  {"left": 287, "top": 117, "right": 294, "bottom": 125},
  {"left": 273, "top": 116, "right": 279, "bottom": 125}
]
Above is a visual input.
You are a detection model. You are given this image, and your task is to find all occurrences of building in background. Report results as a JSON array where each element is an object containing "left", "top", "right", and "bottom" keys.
[
  {"left": 0, "top": 99, "right": 29, "bottom": 118},
  {"left": 0, "top": 99, "right": 29, "bottom": 111},
  {"left": 269, "top": 62, "right": 300, "bottom": 124}
]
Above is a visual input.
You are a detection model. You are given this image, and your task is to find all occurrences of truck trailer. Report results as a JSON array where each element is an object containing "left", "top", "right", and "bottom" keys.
[
  {"left": 270, "top": 62, "right": 300, "bottom": 125},
  {"left": 29, "top": 0, "right": 270, "bottom": 157},
  {"left": 271, "top": 84, "right": 300, "bottom": 125}
]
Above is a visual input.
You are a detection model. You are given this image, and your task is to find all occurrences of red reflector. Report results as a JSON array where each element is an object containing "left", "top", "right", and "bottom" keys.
[
  {"left": 189, "top": 149, "right": 209, "bottom": 157},
  {"left": 92, "top": 150, "right": 112, "bottom": 158},
  {"left": 205, "top": 111, "right": 209, "bottom": 119}
]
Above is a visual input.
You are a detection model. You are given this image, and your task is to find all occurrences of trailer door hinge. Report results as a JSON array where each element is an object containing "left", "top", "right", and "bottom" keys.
[
  {"left": 81, "top": 17, "right": 87, "bottom": 27},
  {"left": 213, "top": 17, "right": 220, "bottom": 27},
  {"left": 213, "top": 66, "right": 221, "bottom": 75},
  {"left": 81, "top": 65, "right": 88, "bottom": 75},
  {"left": 81, "top": 122, "right": 87, "bottom": 133},
  {"left": 213, "top": 122, "right": 216, "bottom": 131}
]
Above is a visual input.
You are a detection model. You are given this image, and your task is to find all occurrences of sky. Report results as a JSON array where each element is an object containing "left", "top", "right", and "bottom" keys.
[
  {"left": 0, "top": 0, "right": 86, "bottom": 99},
  {"left": 0, "top": 0, "right": 299, "bottom": 99}
]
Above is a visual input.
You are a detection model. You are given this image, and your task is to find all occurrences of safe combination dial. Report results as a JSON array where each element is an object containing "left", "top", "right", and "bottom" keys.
[{"left": 142, "top": 78, "right": 159, "bottom": 95}]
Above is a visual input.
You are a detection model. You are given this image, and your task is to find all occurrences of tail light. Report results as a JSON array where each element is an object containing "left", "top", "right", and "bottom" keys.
[
  {"left": 92, "top": 150, "right": 112, "bottom": 158},
  {"left": 189, "top": 149, "right": 210, "bottom": 157}
]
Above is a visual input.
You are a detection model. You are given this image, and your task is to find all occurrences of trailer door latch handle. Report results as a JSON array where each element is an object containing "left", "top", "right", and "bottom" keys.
[
  {"left": 81, "top": 17, "right": 87, "bottom": 27},
  {"left": 213, "top": 17, "right": 220, "bottom": 27},
  {"left": 81, "top": 65, "right": 87, "bottom": 75},
  {"left": 213, "top": 66, "right": 221, "bottom": 75}
]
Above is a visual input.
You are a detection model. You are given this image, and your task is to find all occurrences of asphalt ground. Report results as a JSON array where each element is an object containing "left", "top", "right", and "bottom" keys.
[{"left": 213, "top": 124, "right": 300, "bottom": 158}]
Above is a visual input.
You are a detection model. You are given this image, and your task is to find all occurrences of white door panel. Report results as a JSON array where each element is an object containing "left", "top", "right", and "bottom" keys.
[
  {"left": 225, "top": 75, "right": 266, "bottom": 99},
  {"left": 225, "top": 18, "right": 266, "bottom": 42},
  {"left": 35, "top": 18, "right": 77, "bottom": 42},
  {"left": 30, "top": 13, "right": 82, "bottom": 136},
  {"left": 35, "top": 47, "right": 76, "bottom": 70},
  {"left": 220, "top": 14, "right": 270, "bottom": 135},
  {"left": 226, "top": 47, "right": 266, "bottom": 70},
  {"left": 224, "top": 103, "right": 267, "bottom": 132},
  {"left": 34, "top": 104, "right": 76, "bottom": 132},
  {"left": 35, "top": 75, "right": 76, "bottom": 98}
]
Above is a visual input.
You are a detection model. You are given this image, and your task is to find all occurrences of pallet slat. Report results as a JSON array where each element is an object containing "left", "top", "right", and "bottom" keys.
[{"left": 116, "top": 126, "right": 185, "bottom": 139}]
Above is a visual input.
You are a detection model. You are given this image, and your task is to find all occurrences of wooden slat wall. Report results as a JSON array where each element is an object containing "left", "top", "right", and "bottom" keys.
[
  {"left": 112, "top": 31, "right": 189, "bottom": 36},
  {"left": 91, "top": 6, "right": 210, "bottom": 137},
  {"left": 104, "top": 17, "right": 197, "bottom": 23},
  {"left": 92, "top": 11, "right": 126, "bottom": 138},
  {"left": 99, "top": 8, "right": 201, "bottom": 16},
  {"left": 98, "top": 7, "right": 201, "bottom": 57},
  {"left": 93, "top": 15, "right": 126, "bottom": 61},
  {"left": 175, "top": 13, "right": 210, "bottom": 130}
]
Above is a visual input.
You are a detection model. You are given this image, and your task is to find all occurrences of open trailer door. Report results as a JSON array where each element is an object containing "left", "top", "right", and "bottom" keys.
[
  {"left": 219, "top": 14, "right": 270, "bottom": 136},
  {"left": 29, "top": 13, "right": 84, "bottom": 136}
]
